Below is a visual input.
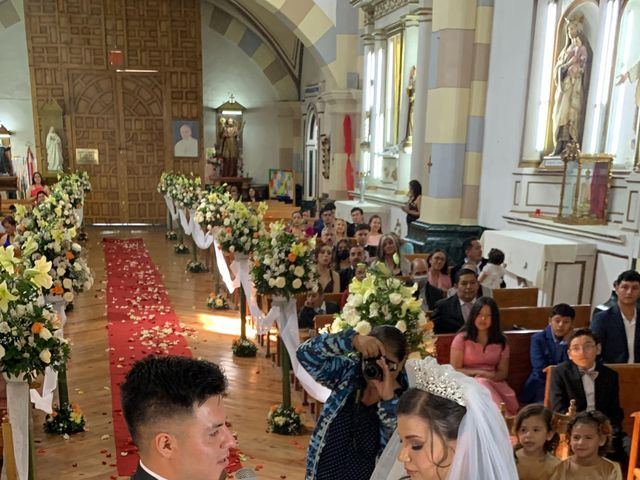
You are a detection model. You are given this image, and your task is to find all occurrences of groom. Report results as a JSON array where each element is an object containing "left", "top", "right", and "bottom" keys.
[{"left": 121, "top": 356, "right": 235, "bottom": 480}]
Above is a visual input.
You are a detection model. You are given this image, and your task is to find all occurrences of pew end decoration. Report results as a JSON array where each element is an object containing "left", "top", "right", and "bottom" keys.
[
  {"left": 44, "top": 402, "right": 86, "bottom": 435},
  {"left": 231, "top": 337, "right": 258, "bottom": 357},
  {"left": 328, "top": 266, "right": 436, "bottom": 358},
  {"left": 266, "top": 404, "right": 304, "bottom": 436}
]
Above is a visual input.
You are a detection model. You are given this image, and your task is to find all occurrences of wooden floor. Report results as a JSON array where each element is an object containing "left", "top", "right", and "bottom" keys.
[{"left": 32, "top": 226, "right": 310, "bottom": 480}]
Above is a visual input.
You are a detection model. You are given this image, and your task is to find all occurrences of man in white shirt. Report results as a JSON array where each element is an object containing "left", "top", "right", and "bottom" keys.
[
  {"left": 174, "top": 124, "right": 198, "bottom": 157},
  {"left": 121, "top": 356, "right": 235, "bottom": 480}
]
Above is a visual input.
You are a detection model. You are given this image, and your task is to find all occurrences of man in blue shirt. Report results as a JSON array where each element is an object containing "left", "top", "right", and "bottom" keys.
[{"left": 520, "top": 303, "right": 575, "bottom": 403}]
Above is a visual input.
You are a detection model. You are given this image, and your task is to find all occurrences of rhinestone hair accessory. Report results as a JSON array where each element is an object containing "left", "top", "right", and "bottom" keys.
[{"left": 410, "top": 357, "right": 466, "bottom": 407}]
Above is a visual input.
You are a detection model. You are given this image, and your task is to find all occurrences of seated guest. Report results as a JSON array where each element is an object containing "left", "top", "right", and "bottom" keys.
[
  {"left": 316, "top": 245, "right": 340, "bottom": 294},
  {"left": 288, "top": 210, "right": 305, "bottom": 238},
  {"left": 313, "top": 203, "right": 335, "bottom": 236},
  {"left": 300, "top": 207, "right": 315, "bottom": 237},
  {"left": 410, "top": 257, "right": 445, "bottom": 311},
  {"left": 550, "top": 328, "right": 626, "bottom": 464},
  {"left": 298, "top": 289, "right": 339, "bottom": 329},
  {"left": 591, "top": 270, "right": 640, "bottom": 364},
  {"left": 427, "top": 249, "right": 451, "bottom": 291},
  {"left": 35, "top": 190, "right": 47, "bottom": 204},
  {"left": 513, "top": 404, "right": 560, "bottom": 480},
  {"left": 450, "top": 296, "right": 519, "bottom": 415},
  {"left": 339, "top": 245, "right": 365, "bottom": 291},
  {"left": 333, "top": 238, "right": 351, "bottom": 273},
  {"left": 450, "top": 237, "right": 487, "bottom": 285},
  {"left": 340, "top": 262, "right": 367, "bottom": 308},
  {"left": 520, "top": 303, "right": 575, "bottom": 404},
  {"left": 320, "top": 227, "right": 336, "bottom": 248},
  {"left": 0, "top": 216, "right": 16, "bottom": 247},
  {"left": 120, "top": 356, "right": 235, "bottom": 480},
  {"left": 365, "top": 215, "right": 383, "bottom": 258},
  {"left": 549, "top": 411, "right": 623, "bottom": 480},
  {"left": 431, "top": 268, "right": 480, "bottom": 334},
  {"left": 374, "top": 233, "right": 410, "bottom": 276},
  {"left": 354, "top": 223, "right": 372, "bottom": 263},
  {"left": 334, "top": 218, "right": 348, "bottom": 241},
  {"left": 447, "top": 262, "right": 493, "bottom": 298},
  {"left": 30, "top": 172, "right": 50, "bottom": 200},
  {"left": 347, "top": 207, "right": 364, "bottom": 237},
  {"left": 593, "top": 278, "right": 640, "bottom": 318}
]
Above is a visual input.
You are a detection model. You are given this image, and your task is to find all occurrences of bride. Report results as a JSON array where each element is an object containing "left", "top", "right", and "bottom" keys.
[{"left": 371, "top": 357, "right": 518, "bottom": 480}]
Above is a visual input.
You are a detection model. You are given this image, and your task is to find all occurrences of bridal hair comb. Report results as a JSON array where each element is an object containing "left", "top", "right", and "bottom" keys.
[{"left": 410, "top": 357, "right": 466, "bottom": 407}]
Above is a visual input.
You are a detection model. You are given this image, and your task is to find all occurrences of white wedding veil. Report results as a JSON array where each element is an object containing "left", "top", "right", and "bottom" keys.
[{"left": 370, "top": 357, "right": 518, "bottom": 480}]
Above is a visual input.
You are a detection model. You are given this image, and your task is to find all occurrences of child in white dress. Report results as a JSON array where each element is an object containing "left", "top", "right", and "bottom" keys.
[{"left": 479, "top": 248, "right": 506, "bottom": 290}]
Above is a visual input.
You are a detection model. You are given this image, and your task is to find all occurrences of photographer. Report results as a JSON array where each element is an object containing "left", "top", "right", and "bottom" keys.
[{"left": 297, "top": 325, "right": 408, "bottom": 480}]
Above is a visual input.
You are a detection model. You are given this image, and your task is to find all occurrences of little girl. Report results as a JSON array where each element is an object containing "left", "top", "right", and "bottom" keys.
[
  {"left": 550, "top": 411, "right": 622, "bottom": 480},
  {"left": 479, "top": 248, "right": 506, "bottom": 289},
  {"left": 514, "top": 404, "right": 560, "bottom": 480}
]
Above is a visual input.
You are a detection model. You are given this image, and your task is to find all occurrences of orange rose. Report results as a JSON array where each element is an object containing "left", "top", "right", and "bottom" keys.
[
  {"left": 31, "top": 322, "right": 44, "bottom": 334},
  {"left": 287, "top": 253, "right": 297, "bottom": 262},
  {"left": 226, "top": 227, "right": 232, "bottom": 235},
  {"left": 65, "top": 251, "right": 75, "bottom": 261},
  {"left": 72, "top": 404, "right": 82, "bottom": 414},
  {"left": 51, "top": 284, "right": 64, "bottom": 295},
  {"left": 270, "top": 404, "right": 278, "bottom": 413},
  {"left": 294, "top": 406, "right": 303, "bottom": 415}
]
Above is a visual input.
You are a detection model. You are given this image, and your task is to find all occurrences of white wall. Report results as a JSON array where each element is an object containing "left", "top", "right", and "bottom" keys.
[
  {"left": 201, "top": 7, "right": 280, "bottom": 183},
  {"left": 0, "top": 1, "right": 35, "bottom": 161},
  {"left": 479, "top": 0, "right": 534, "bottom": 229}
]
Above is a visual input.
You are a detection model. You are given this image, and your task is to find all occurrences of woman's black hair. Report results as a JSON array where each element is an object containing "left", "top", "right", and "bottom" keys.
[
  {"left": 397, "top": 388, "right": 466, "bottom": 479},
  {"left": 513, "top": 404, "right": 559, "bottom": 455},
  {"left": 567, "top": 410, "right": 613, "bottom": 456},
  {"left": 332, "top": 238, "right": 351, "bottom": 271},
  {"left": 428, "top": 249, "right": 449, "bottom": 275},
  {"left": 1, "top": 216, "right": 16, "bottom": 228},
  {"left": 368, "top": 214, "right": 383, "bottom": 234},
  {"left": 32, "top": 171, "right": 46, "bottom": 185},
  {"left": 462, "top": 297, "right": 506, "bottom": 350},
  {"left": 409, "top": 180, "right": 422, "bottom": 199},
  {"left": 369, "top": 325, "right": 407, "bottom": 361}
]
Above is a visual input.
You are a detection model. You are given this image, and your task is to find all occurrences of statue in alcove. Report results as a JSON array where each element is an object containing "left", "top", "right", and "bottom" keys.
[
  {"left": 218, "top": 118, "right": 242, "bottom": 177},
  {"left": 551, "top": 16, "right": 592, "bottom": 156},
  {"left": 46, "top": 126, "right": 64, "bottom": 171},
  {"left": 404, "top": 65, "right": 416, "bottom": 146}
]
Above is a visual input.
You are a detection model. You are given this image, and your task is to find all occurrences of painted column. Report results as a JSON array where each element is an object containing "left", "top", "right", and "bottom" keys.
[{"left": 277, "top": 101, "right": 303, "bottom": 184}]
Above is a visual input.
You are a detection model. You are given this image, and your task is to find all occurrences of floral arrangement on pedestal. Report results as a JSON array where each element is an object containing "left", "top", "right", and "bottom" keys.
[
  {"left": 231, "top": 338, "right": 258, "bottom": 357},
  {"left": 0, "top": 246, "right": 70, "bottom": 381},
  {"left": 207, "top": 293, "right": 229, "bottom": 310},
  {"left": 328, "top": 266, "right": 436, "bottom": 358},
  {"left": 167, "top": 173, "right": 203, "bottom": 210},
  {"left": 55, "top": 173, "right": 88, "bottom": 209},
  {"left": 194, "top": 186, "right": 231, "bottom": 232},
  {"left": 216, "top": 200, "right": 267, "bottom": 255},
  {"left": 251, "top": 221, "right": 318, "bottom": 299},
  {"left": 267, "top": 404, "right": 304, "bottom": 435},
  {"left": 44, "top": 403, "right": 86, "bottom": 434},
  {"left": 157, "top": 171, "right": 179, "bottom": 196}
]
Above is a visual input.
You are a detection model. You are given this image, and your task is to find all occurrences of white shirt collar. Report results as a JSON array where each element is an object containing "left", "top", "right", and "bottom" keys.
[{"left": 140, "top": 461, "right": 169, "bottom": 480}]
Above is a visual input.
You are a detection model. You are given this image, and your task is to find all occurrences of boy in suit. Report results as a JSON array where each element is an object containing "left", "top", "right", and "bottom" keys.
[
  {"left": 121, "top": 356, "right": 235, "bottom": 480},
  {"left": 591, "top": 269, "right": 640, "bottom": 363},
  {"left": 550, "top": 328, "right": 626, "bottom": 464},
  {"left": 520, "top": 303, "right": 574, "bottom": 403}
]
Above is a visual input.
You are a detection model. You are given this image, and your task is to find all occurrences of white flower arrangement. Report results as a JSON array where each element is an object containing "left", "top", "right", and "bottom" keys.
[
  {"left": 55, "top": 172, "right": 92, "bottom": 208},
  {"left": 157, "top": 171, "right": 178, "bottom": 195},
  {"left": 216, "top": 200, "right": 266, "bottom": 255},
  {"left": 329, "top": 269, "right": 436, "bottom": 357},
  {"left": 252, "top": 222, "right": 318, "bottom": 300},
  {"left": 166, "top": 173, "right": 203, "bottom": 210},
  {"left": 194, "top": 186, "right": 231, "bottom": 231}
]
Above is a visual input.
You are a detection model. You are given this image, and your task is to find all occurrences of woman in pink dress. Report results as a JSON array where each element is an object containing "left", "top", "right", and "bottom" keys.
[{"left": 449, "top": 296, "right": 519, "bottom": 415}]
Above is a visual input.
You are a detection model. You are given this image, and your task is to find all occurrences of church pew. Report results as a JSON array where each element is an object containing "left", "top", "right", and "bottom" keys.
[
  {"left": 0, "top": 198, "right": 30, "bottom": 216},
  {"left": 435, "top": 330, "right": 538, "bottom": 396},
  {"left": 628, "top": 412, "right": 640, "bottom": 480},
  {"left": 544, "top": 363, "right": 640, "bottom": 436},
  {"left": 499, "top": 304, "right": 591, "bottom": 331},
  {"left": 493, "top": 287, "right": 539, "bottom": 308}
]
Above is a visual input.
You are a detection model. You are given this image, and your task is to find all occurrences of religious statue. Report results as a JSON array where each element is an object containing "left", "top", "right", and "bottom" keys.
[
  {"left": 218, "top": 118, "right": 242, "bottom": 177},
  {"left": 404, "top": 65, "right": 416, "bottom": 146},
  {"left": 616, "top": 58, "right": 640, "bottom": 165},
  {"left": 551, "top": 16, "right": 591, "bottom": 156},
  {"left": 46, "top": 126, "right": 64, "bottom": 171}
]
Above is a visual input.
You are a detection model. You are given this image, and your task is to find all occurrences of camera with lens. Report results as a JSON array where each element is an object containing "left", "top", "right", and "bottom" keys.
[{"left": 362, "top": 356, "right": 383, "bottom": 381}]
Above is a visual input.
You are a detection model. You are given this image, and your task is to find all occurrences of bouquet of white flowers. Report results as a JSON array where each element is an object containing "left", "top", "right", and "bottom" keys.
[
  {"left": 216, "top": 200, "right": 266, "bottom": 255},
  {"left": 157, "top": 171, "right": 178, "bottom": 196},
  {"left": 252, "top": 222, "right": 318, "bottom": 300},
  {"left": 194, "top": 186, "right": 231, "bottom": 231},
  {"left": 329, "top": 267, "right": 436, "bottom": 357},
  {"left": 55, "top": 173, "right": 88, "bottom": 208},
  {"left": 167, "top": 174, "right": 203, "bottom": 210}
]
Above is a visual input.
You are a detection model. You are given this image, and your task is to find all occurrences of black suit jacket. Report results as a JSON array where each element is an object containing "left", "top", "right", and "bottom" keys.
[
  {"left": 410, "top": 281, "right": 445, "bottom": 312},
  {"left": 339, "top": 266, "right": 356, "bottom": 292},
  {"left": 591, "top": 304, "right": 640, "bottom": 364},
  {"left": 430, "top": 295, "right": 466, "bottom": 334},
  {"left": 130, "top": 464, "right": 158, "bottom": 480},
  {"left": 298, "top": 301, "right": 339, "bottom": 329},
  {"left": 550, "top": 361, "right": 623, "bottom": 431}
]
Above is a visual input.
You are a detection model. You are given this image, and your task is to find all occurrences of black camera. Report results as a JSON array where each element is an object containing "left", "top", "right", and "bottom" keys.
[{"left": 362, "top": 356, "right": 383, "bottom": 381}]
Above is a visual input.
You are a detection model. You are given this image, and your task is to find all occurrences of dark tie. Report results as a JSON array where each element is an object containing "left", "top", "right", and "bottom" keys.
[{"left": 579, "top": 369, "right": 599, "bottom": 381}]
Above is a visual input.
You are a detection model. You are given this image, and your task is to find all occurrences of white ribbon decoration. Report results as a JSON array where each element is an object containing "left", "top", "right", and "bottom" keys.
[
  {"left": 2, "top": 373, "right": 29, "bottom": 480},
  {"left": 29, "top": 367, "right": 58, "bottom": 414},
  {"left": 178, "top": 208, "right": 193, "bottom": 236},
  {"left": 74, "top": 207, "right": 83, "bottom": 227},
  {"left": 190, "top": 212, "right": 216, "bottom": 250},
  {"left": 269, "top": 297, "right": 330, "bottom": 403},
  {"left": 230, "top": 256, "right": 263, "bottom": 322},
  {"left": 212, "top": 228, "right": 236, "bottom": 292},
  {"left": 164, "top": 195, "right": 179, "bottom": 221}
]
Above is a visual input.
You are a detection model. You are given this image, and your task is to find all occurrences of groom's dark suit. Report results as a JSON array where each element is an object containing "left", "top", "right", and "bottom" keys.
[{"left": 130, "top": 465, "right": 159, "bottom": 480}]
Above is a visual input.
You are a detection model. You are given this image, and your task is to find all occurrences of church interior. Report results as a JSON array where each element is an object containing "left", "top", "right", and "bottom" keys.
[{"left": 1, "top": 0, "right": 640, "bottom": 479}]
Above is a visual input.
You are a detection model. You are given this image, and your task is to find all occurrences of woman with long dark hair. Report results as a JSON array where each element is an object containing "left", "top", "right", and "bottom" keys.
[
  {"left": 449, "top": 296, "right": 518, "bottom": 415},
  {"left": 402, "top": 180, "right": 422, "bottom": 228}
]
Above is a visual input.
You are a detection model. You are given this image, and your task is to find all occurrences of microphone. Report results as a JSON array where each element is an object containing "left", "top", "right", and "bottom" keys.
[{"left": 234, "top": 467, "right": 258, "bottom": 479}]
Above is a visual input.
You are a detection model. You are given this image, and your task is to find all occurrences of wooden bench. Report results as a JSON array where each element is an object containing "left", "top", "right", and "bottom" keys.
[
  {"left": 435, "top": 330, "right": 538, "bottom": 396},
  {"left": 628, "top": 412, "right": 640, "bottom": 480},
  {"left": 493, "top": 287, "right": 538, "bottom": 308},
  {"left": 544, "top": 363, "right": 640, "bottom": 436},
  {"left": 499, "top": 304, "right": 591, "bottom": 331},
  {"left": 0, "top": 198, "right": 30, "bottom": 217}
]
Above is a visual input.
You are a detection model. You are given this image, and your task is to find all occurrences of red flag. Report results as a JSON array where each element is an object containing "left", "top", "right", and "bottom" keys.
[{"left": 343, "top": 115, "right": 354, "bottom": 191}]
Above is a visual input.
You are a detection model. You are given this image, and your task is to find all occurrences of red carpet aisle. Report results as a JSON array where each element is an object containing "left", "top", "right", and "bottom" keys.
[{"left": 103, "top": 238, "right": 193, "bottom": 475}]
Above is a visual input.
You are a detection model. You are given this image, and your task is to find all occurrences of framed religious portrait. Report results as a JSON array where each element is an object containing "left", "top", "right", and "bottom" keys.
[
  {"left": 268, "top": 169, "right": 294, "bottom": 200},
  {"left": 172, "top": 120, "right": 199, "bottom": 158},
  {"left": 75, "top": 148, "right": 99, "bottom": 165}
]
